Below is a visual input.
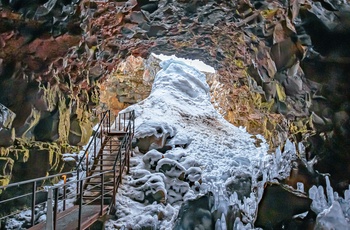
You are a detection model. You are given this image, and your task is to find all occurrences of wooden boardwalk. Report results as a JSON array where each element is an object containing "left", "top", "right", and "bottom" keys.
[{"left": 29, "top": 205, "right": 108, "bottom": 230}]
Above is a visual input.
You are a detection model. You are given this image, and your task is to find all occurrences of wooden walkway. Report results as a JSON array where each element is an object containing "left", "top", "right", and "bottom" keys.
[{"left": 30, "top": 205, "right": 108, "bottom": 230}]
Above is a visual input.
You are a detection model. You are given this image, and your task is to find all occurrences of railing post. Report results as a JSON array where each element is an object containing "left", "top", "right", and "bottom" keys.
[
  {"left": 133, "top": 110, "right": 135, "bottom": 134},
  {"left": 119, "top": 113, "right": 121, "bottom": 131},
  {"left": 62, "top": 175, "right": 67, "bottom": 211},
  {"left": 114, "top": 112, "right": 117, "bottom": 130},
  {"left": 78, "top": 180, "right": 83, "bottom": 230},
  {"left": 128, "top": 131, "right": 131, "bottom": 174},
  {"left": 76, "top": 170, "right": 80, "bottom": 199},
  {"left": 119, "top": 144, "right": 122, "bottom": 178},
  {"left": 46, "top": 187, "right": 54, "bottom": 230},
  {"left": 123, "top": 113, "right": 126, "bottom": 131},
  {"left": 101, "top": 173, "right": 104, "bottom": 215},
  {"left": 113, "top": 168, "right": 117, "bottom": 207},
  {"left": 86, "top": 151, "right": 89, "bottom": 179},
  {"left": 100, "top": 116, "right": 103, "bottom": 149},
  {"left": 94, "top": 130, "right": 97, "bottom": 158},
  {"left": 31, "top": 181, "right": 37, "bottom": 227},
  {"left": 53, "top": 188, "right": 58, "bottom": 230},
  {"left": 108, "top": 110, "right": 111, "bottom": 133}
]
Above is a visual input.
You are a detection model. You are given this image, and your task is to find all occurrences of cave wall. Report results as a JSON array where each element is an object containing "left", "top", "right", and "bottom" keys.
[{"left": 0, "top": 0, "right": 97, "bottom": 189}]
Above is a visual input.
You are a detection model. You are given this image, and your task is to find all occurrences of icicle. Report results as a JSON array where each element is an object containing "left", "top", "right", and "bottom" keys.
[
  {"left": 215, "top": 220, "right": 222, "bottom": 230},
  {"left": 229, "top": 192, "right": 239, "bottom": 205},
  {"left": 345, "top": 185, "right": 350, "bottom": 201},
  {"left": 233, "top": 217, "right": 252, "bottom": 230},
  {"left": 309, "top": 185, "right": 328, "bottom": 214},
  {"left": 274, "top": 147, "right": 282, "bottom": 168},
  {"left": 325, "top": 176, "right": 334, "bottom": 205},
  {"left": 216, "top": 187, "right": 229, "bottom": 217},
  {"left": 298, "top": 142, "right": 306, "bottom": 158},
  {"left": 284, "top": 139, "right": 296, "bottom": 154},
  {"left": 297, "top": 182, "right": 304, "bottom": 193},
  {"left": 220, "top": 213, "right": 227, "bottom": 230},
  {"left": 153, "top": 215, "right": 158, "bottom": 229}
]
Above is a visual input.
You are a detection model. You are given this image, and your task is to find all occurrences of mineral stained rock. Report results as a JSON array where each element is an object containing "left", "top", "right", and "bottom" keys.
[
  {"left": 0, "top": 0, "right": 93, "bottom": 187},
  {"left": 0, "top": 0, "right": 350, "bottom": 226}
]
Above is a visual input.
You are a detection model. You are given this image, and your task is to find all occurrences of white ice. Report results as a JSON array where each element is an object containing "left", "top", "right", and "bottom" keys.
[
  {"left": 105, "top": 55, "right": 274, "bottom": 229},
  {"left": 104, "top": 54, "right": 349, "bottom": 229}
]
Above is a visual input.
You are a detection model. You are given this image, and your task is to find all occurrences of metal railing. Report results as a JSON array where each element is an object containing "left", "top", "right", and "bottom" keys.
[
  {"left": 0, "top": 172, "right": 71, "bottom": 227},
  {"left": 76, "top": 110, "right": 109, "bottom": 181},
  {"left": 75, "top": 110, "right": 135, "bottom": 180},
  {"left": 46, "top": 170, "right": 114, "bottom": 230},
  {"left": 80, "top": 110, "right": 135, "bottom": 208},
  {"left": 0, "top": 110, "right": 135, "bottom": 229}
]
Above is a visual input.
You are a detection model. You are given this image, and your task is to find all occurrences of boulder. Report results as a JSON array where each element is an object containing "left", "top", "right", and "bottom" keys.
[
  {"left": 0, "top": 103, "right": 16, "bottom": 147},
  {"left": 0, "top": 103, "right": 16, "bottom": 129},
  {"left": 255, "top": 183, "right": 313, "bottom": 229}
]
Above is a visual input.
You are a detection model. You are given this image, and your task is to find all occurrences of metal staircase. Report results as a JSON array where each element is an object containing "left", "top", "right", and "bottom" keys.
[
  {"left": 78, "top": 110, "right": 135, "bottom": 209},
  {"left": 0, "top": 110, "right": 135, "bottom": 230}
]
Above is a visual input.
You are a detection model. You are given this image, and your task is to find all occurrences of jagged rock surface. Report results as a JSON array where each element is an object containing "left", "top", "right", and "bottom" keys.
[{"left": 0, "top": 0, "right": 350, "bottom": 227}]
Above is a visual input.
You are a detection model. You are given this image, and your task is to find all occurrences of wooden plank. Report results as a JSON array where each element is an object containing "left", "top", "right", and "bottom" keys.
[
  {"left": 29, "top": 205, "right": 108, "bottom": 230},
  {"left": 106, "top": 130, "right": 127, "bottom": 136}
]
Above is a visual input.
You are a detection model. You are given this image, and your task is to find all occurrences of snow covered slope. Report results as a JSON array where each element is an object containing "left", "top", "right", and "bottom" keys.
[
  {"left": 104, "top": 57, "right": 277, "bottom": 229},
  {"left": 105, "top": 55, "right": 350, "bottom": 229}
]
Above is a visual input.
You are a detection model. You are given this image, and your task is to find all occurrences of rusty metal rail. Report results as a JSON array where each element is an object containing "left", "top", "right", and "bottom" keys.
[
  {"left": 0, "top": 110, "right": 135, "bottom": 229},
  {"left": 0, "top": 171, "right": 71, "bottom": 227}
]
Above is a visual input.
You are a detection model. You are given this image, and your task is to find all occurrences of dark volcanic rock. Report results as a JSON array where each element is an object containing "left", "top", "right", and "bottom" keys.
[{"left": 255, "top": 183, "right": 314, "bottom": 229}]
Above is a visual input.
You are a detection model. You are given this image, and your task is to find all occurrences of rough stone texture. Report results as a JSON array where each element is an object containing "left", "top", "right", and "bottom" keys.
[
  {"left": 0, "top": 103, "right": 15, "bottom": 147},
  {"left": 0, "top": 157, "right": 14, "bottom": 190},
  {"left": 0, "top": 0, "right": 350, "bottom": 226},
  {"left": 0, "top": 0, "right": 95, "bottom": 187},
  {"left": 100, "top": 55, "right": 154, "bottom": 114}
]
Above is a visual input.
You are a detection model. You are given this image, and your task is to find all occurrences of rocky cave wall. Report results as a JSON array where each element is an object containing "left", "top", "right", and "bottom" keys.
[{"left": 0, "top": 0, "right": 98, "bottom": 188}]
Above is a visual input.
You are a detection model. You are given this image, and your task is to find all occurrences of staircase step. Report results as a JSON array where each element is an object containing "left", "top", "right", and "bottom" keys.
[
  {"left": 85, "top": 181, "right": 115, "bottom": 185},
  {"left": 96, "top": 159, "right": 119, "bottom": 162},
  {"left": 89, "top": 169, "right": 115, "bottom": 172},
  {"left": 83, "top": 193, "right": 113, "bottom": 198},
  {"left": 106, "top": 131, "right": 127, "bottom": 136},
  {"left": 83, "top": 197, "right": 112, "bottom": 205},
  {"left": 97, "top": 154, "right": 119, "bottom": 158},
  {"left": 86, "top": 189, "right": 114, "bottom": 193},
  {"left": 94, "top": 164, "right": 115, "bottom": 167}
]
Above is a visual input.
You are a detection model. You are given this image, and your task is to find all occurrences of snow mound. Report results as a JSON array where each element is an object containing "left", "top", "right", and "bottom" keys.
[{"left": 105, "top": 57, "right": 292, "bottom": 229}]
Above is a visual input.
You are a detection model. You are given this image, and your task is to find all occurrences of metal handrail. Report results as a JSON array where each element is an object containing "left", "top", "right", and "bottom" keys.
[
  {"left": 0, "top": 109, "right": 135, "bottom": 229},
  {"left": 76, "top": 110, "right": 109, "bottom": 171},
  {"left": 0, "top": 171, "right": 70, "bottom": 190}
]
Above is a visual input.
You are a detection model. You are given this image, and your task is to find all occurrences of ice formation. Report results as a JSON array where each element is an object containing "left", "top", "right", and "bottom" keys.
[
  {"left": 105, "top": 56, "right": 266, "bottom": 229},
  {"left": 309, "top": 176, "right": 350, "bottom": 229},
  {"left": 105, "top": 55, "right": 350, "bottom": 229}
]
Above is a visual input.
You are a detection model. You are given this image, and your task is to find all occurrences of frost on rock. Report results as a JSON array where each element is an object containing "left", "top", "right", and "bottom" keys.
[
  {"left": 143, "top": 149, "right": 163, "bottom": 170},
  {"left": 267, "top": 139, "right": 298, "bottom": 182},
  {"left": 156, "top": 158, "right": 186, "bottom": 179}
]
